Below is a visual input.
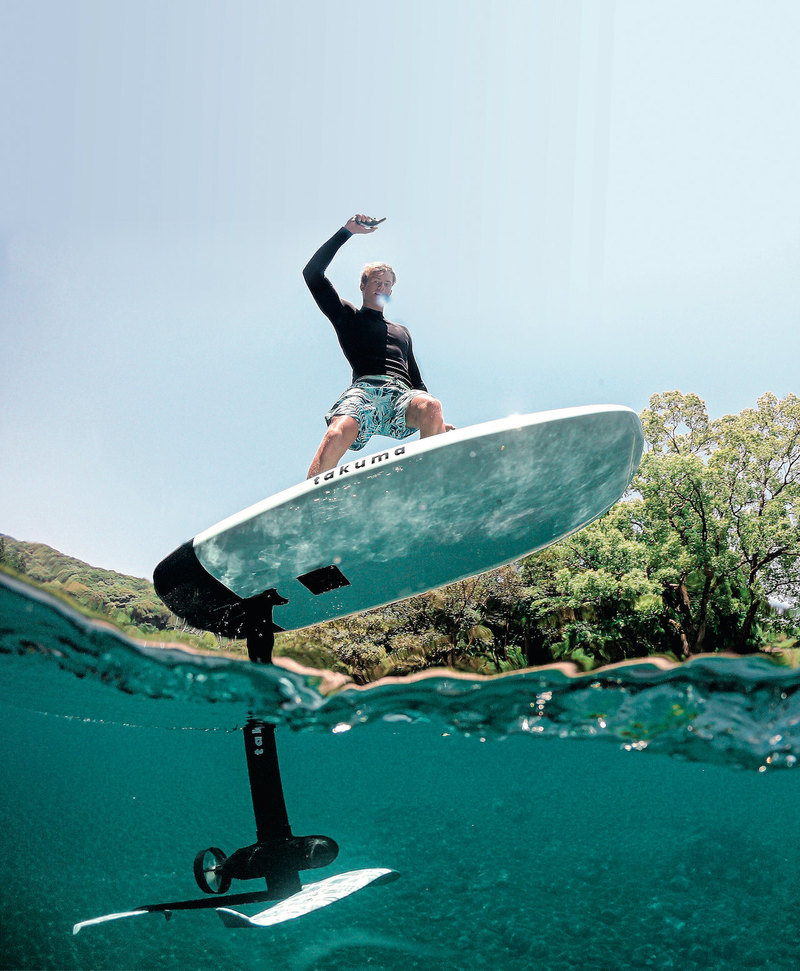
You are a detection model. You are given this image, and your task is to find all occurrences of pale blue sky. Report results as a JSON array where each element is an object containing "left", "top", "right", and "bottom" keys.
[{"left": 2, "top": 0, "right": 798, "bottom": 579}]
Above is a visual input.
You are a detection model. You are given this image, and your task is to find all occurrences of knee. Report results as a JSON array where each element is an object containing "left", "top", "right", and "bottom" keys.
[
  {"left": 416, "top": 397, "right": 443, "bottom": 425},
  {"left": 326, "top": 415, "right": 359, "bottom": 447},
  {"left": 425, "top": 397, "right": 443, "bottom": 416},
  {"left": 415, "top": 396, "right": 442, "bottom": 416}
]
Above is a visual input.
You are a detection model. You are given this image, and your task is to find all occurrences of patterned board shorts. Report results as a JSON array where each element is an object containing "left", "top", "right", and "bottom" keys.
[{"left": 325, "top": 376, "right": 424, "bottom": 451}]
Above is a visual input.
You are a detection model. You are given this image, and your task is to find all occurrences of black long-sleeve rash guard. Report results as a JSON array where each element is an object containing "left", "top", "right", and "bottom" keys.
[{"left": 302, "top": 227, "right": 428, "bottom": 392}]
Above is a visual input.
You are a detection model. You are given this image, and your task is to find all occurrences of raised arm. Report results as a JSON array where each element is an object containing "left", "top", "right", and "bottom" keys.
[{"left": 302, "top": 215, "right": 382, "bottom": 320}]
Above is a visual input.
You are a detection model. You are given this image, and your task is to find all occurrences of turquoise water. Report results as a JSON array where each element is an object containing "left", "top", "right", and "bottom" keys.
[{"left": 2, "top": 574, "right": 800, "bottom": 970}]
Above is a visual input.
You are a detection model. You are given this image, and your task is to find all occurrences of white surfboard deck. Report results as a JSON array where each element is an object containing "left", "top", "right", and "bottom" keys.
[
  {"left": 191, "top": 406, "right": 643, "bottom": 632},
  {"left": 216, "top": 868, "right": 398, "bottom": 927}
]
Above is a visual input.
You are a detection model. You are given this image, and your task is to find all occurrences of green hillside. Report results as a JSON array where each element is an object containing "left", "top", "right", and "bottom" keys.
[
  {"left": 0, "top": 535, "right": 347, "bottom": 672},
  {"left": 0, "top": 534, "right": 246, "bottom": 656}
]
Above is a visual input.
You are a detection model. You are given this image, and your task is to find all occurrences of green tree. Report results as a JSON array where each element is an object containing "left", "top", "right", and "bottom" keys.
[
  {"left": 634, "top": 391, "right": 800, "bottom": 656},
  {"left": 520, "top": 503, "right": 670, "bottom": 667}
]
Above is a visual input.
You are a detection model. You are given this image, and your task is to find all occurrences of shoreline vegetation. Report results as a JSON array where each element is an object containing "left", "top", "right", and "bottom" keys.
[{"left": 3, "top": 392, "right": 798, "bottom": 683}]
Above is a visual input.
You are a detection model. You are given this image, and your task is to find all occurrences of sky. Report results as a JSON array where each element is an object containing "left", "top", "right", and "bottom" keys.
[{"left": 1, "top": 0, "right": 799, "bottom": 580}]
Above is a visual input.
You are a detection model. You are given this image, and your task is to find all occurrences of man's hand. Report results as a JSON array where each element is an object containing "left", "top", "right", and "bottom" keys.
[{"left": 345, "top": 214, "right": 384, "bottom": 234}]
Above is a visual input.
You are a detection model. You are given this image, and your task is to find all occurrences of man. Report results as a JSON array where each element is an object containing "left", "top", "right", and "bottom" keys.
[{"left": 303, "top": 214, "right": 451, "bottom": 479}]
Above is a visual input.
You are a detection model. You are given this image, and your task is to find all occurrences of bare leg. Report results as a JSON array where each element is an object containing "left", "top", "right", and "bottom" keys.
[
  {"left": 405, "top": 395, "right": 452, "bottom": 439},
  {"left": 307, "top": 415, "right": 360, "bottom": 478}
]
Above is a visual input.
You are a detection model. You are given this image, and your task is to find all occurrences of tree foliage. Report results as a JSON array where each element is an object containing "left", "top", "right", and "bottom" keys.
[{"left": 635, "top": 391, "right": 800, "bottom": 656}]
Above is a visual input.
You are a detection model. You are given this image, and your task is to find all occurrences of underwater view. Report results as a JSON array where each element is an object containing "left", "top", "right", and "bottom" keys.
[{"left": 3, "top": 571, "right": 800, "bottom": 970}]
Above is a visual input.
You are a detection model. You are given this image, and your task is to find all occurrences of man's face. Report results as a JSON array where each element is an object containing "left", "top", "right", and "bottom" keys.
[{"left": 361, "top": 269, "right": 394, "bottom": 311}]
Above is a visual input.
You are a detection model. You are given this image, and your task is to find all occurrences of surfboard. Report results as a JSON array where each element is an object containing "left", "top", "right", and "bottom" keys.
[{"left": 154, "top": 405, "right": 643, "bottom": 638}]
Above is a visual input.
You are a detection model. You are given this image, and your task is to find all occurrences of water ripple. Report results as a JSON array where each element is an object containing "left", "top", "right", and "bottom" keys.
[{"left": 2, "top": 573, "right": 799, "bottom": 770}]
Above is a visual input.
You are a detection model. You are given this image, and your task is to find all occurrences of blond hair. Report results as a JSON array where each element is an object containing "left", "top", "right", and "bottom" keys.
[{"left": 360, "top": 262, "right": 396, "bottom": 287}]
